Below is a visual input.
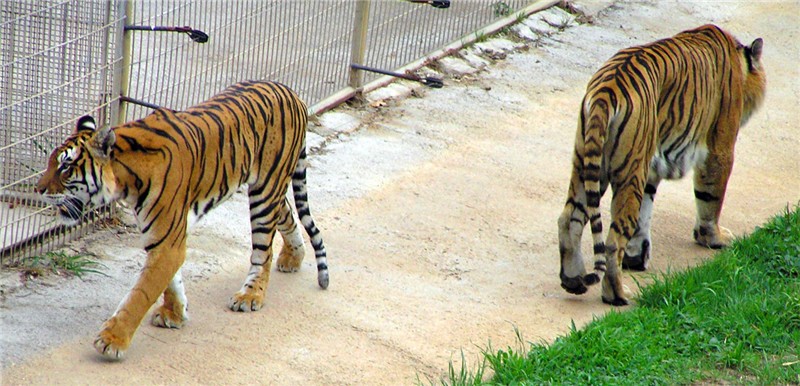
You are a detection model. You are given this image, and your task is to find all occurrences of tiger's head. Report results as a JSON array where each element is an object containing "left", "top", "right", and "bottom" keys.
[
  {"left": 36, "top": 116, "right": 117, "bottom": 225},
  {"left": 740, "top": 37, "right": 766, "bottom": 126}
]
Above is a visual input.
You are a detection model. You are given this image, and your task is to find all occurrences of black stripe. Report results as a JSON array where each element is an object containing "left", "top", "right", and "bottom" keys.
[
  {"left": 694, "top": 190, "right": 718, "bottom": 202},
  {"left": 586, "top": 191, "right": 601, "bottom": 208},
  {"left": 593, "top": 243, "right": 605, "bottom": 254},
  {"left": 203, "top": 198, "right": 215, "bottom": 214},
  {"left": 250, "top": 201, "right": 280, "bottom": 221},
  {"left": 566, "top": 198, "right": 587, "bottom": 217},
  {"left": 145, "top": 234, "right": 168, "bottom": 251}
]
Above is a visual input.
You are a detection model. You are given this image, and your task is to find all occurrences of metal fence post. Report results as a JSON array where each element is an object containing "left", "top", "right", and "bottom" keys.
[
  {"left": 117, "top": 0, "right": 134, "bottom": 125},
  {"left": 348, "top": 0, "right": 371, "bottom": 93}
]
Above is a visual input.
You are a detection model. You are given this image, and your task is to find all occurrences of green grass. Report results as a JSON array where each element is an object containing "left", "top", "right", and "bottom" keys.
[
  {"left": 491, "top": 2, "right": 513, "bottom": 18},
  {"left": 419, "top": 350, "right": 487, "bottom": 386},
  {"left": 433, "top": 206, "right": 800, "bottom": 385},
  {"left": 17, "top": 251, "right": 108, "bottom": 279}
]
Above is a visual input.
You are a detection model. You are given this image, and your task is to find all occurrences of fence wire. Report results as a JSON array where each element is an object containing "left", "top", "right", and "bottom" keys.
[
  {"left": 1, "top": 0, "right": 122, "bottom": 262},
  {"left": 123, "top": 0, "right": 359, "bottom": 120},
  {"left": 1, "top": 0, "right": 537, "bottom": 263},
  {"left": 363, "top": 0, "right": 525, "bottom": 83}
]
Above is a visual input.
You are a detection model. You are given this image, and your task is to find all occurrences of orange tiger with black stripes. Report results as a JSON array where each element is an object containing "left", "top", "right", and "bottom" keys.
[
  {"left": 37, "top": 81, "right": 329, "bottom": 359},
  {"left": 557, "top": 25, "right": 766, "bottom": 306}
]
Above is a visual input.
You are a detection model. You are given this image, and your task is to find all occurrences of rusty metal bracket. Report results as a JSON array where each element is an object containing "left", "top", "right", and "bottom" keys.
[
  {"left": 124, "top": 25, "right": 209, "bottom": 43},
  {"left": 350, "top": 63, "right": 443, "bottom": 88}
]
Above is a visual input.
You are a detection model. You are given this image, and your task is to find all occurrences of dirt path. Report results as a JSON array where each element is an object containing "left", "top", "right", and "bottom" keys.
[{"left": 2, "top": 1, "right": 798, "bottom": 384}]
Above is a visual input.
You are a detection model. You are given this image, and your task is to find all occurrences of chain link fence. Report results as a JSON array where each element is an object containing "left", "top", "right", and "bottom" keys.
[{"left": 1, "top": 0, "right": 547, "bottom": 263}]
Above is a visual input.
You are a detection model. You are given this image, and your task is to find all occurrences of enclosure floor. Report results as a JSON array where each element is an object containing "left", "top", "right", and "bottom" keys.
[{"left": 2, "top": 1, "right": 798, "bottom": 383}]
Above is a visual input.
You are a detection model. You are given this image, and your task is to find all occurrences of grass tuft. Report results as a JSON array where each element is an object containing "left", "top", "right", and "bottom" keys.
[
  {"left": 15, "top": 251, "right": 108, "bottom": 279},
  {"left": 419, "top": 349, "right": 487, "bottom": 386}
]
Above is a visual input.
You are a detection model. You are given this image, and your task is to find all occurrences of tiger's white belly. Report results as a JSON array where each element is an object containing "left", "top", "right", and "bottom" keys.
[
  {"left": 650, "top": 143, "right": 708, "bottom": 180},
  {"left": 186, "top": 187, "right": 240, "bottom": 228}
]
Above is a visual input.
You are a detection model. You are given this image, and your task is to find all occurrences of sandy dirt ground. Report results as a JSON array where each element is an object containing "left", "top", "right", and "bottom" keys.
[{"left": 2, "top": 1, "right": 799, "bottom": 384}]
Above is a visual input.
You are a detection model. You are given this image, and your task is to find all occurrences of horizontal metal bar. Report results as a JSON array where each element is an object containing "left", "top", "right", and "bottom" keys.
[
  {"left": 120, "top": 95, "right": 161, "bottom": 110},
  {"left": 350, "top": 63, "right": 420, "bottom": 82},
  {"left": 351, "top": 63, "right": 442, "bottom": 88},
  {"left": 124, "top": 25, "right": 208, "bottom": 43},
  {"left": 406, "top": 0, "right": 450, "bottom": 9}
]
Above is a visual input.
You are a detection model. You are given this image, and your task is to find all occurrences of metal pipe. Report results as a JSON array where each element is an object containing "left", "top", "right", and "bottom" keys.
[
  {"left": 120, "top": 95, "right": 161, "bottom": 110},
  {"left": 124, "top": 25, "right": 209, "bottom": 43},
  {"left": 348, "top": 0, "right": 371, "bottom": 91},
  {"left": 118, "top": 0, "right": 134, "bottom": 125},
  {"left": 110, "top": 0, "right": 127, "bottom": 126},
  {"left": 350, "top": 63, "right": 442, "bottom": 88},
  {"left": 406, "top": 0, "right": 450, "bottom": 9}
]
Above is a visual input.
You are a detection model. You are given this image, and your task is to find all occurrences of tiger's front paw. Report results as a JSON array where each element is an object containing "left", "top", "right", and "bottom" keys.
[
  {"left": 229, "top": 290, "right": 265, "bottom": 312},
  {"left": 151, "top": 304, "right": 187, "bottom": 329},
  {"left": 694, "top": 224, "right": 732, "bottom": 249},
  {"left": 93, "top": 319, "right": 130, "bottom": 360}
]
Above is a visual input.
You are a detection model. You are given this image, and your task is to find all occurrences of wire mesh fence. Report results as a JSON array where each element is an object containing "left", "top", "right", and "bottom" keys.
[
  {"left": 1, "top": 0, "right": 538, "bottom": 263},
  {"left": 1, "top": 0, "right": 123, "bottom": 262}
]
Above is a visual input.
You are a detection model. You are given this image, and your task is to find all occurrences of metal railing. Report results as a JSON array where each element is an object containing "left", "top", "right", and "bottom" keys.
[{"left": 1, "top": 0, "right": 543, "bottom": 263}]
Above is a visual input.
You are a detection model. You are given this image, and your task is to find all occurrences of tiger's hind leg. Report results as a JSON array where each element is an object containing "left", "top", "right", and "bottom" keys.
[
  {"left": 151, "top": 268, "right": 189, "bottom": 329},
  {"left": 602, "top": 179, "right": 646, "bottom": 306},
  {"left": 622, "top": 176, "right": 661, "bottom": 271},
  {"left": 229, "top": 189, "right": 281, "bottom": 312},
  {"left": 557, "top": 168, "right": 602, "bottom": 295},
  {"left": 276, "top": 196, "right": 306, "bottom": 273}
]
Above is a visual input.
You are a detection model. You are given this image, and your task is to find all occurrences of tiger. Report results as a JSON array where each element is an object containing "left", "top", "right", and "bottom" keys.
[
  {"left": 36, "top": 80, "right": 330, "bottom": 359},
  {"left": 557, "top": 24, "right": 766, "bottom": 306}
]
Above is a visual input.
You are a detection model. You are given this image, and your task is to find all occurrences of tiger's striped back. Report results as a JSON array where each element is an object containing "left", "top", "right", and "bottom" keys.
[{"left": 114, "top": 82, "right": 303, "bottom": 226}]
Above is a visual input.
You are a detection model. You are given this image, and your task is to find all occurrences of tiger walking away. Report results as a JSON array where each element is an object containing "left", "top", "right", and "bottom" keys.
[
  {"left": 36, "top": 80, "right": 329, "bottom": 359},
  {"left": 557, "top": 24, "right": 766, "bottom": 306}
]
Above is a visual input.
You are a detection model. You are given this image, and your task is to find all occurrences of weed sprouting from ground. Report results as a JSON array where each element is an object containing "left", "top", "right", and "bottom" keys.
[{"left": 14, "top": 251, "right": 108, "bottom": 279}]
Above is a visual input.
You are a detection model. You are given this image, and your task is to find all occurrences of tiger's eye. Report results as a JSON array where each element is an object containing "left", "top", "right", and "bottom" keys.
[{"left": 58, "top": 163, "right": 73, "bottom": 175}]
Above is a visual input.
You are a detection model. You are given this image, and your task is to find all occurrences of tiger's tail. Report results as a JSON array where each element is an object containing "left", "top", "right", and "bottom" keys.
[
  {"left": 583, "top": 96, "right": 611, "bottom": 282},
  {"left": 292, "top": 145, "right": 330, "bottom": 289}
]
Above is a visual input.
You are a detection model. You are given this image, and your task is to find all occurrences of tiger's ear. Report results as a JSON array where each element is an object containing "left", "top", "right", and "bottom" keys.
[
  {"left": 89, "top": 121, "right": 116, "bottom": 160},
  {"left": 75, "top": 115, "right": 97, "bottom": 133},
  {"left": 749, "top": 38, "right": 763, "bottom": 62}
]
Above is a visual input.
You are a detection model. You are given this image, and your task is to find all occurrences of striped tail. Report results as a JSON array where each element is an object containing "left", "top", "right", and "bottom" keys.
[
  {"left": 583, "top": 97, "right": 610, "bottom": 281},
  {"left": 292, "top": 146, "right": 330, "bottom": 289}
]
